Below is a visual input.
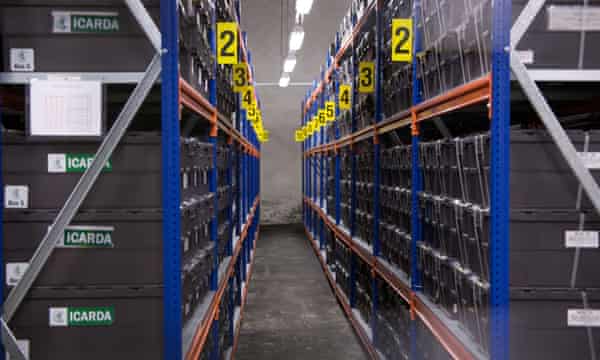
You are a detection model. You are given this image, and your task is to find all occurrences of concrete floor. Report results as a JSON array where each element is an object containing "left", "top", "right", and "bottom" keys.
[{"left": 236, "top": 224, "right": 368, "bottom": 360}]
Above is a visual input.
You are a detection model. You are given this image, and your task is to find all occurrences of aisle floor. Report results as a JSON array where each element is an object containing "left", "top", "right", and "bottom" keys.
[{"left": 236, "top": 224, "right": 367, "bottom": 360}]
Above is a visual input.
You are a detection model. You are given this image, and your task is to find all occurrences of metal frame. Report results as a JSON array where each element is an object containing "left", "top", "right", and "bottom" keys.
[
  {"left": 1, "top": 1, "right": 162, "bottom": 358},
  {"left": 0, "top": 0, "right": 261, "bottom": 358},
  {"left": 300, "top": 0, "right": 512, "bottom": 358}
]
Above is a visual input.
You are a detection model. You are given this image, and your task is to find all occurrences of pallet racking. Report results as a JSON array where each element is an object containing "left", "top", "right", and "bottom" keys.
[
  {"left": 0, "top": 0, "right": 260, "bottom": 359},
  {"left": 301, "top": 0, "right": 600, "bottom": 359}
]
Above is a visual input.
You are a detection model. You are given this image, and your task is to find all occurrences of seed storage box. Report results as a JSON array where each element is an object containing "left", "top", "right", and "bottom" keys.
[
  {"left": 3, "top": 209, "right": 163, "bottom": 289},
  {"left": 510, "top": 288, "right": 600, "bottom": 360},
  {"left": 0, "top": 0, "right": 159, "bottom": 73},
  {"left": 3, "top": 131, "right": 213, "bottom": 210},
  {"left": 9, "top": 286, "right": 163, "bottom": 360}
]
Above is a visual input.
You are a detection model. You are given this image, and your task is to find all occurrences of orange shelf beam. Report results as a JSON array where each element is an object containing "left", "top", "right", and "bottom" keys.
[{"left": 303, "top": 2, "right": 376, "bottom": 112}]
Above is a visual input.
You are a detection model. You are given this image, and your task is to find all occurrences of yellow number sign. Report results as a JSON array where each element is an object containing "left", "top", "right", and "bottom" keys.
[
  {"left": 359, "top": 62, "right": 375, "bottom": 93},
  {"left": 217, "top": 22, "right": 238, "bottom": 64},
  {"left": 392, "top": 19, "right": 413, "bottom": 62},
  {"left": 339, "top": 84, "right": 352, "bottom": 110},
  {"left": 233, "top": 63, "right": 248, "bottom": 92}
]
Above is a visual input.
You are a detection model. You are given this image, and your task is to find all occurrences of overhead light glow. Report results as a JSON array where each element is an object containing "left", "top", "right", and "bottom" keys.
[
  {"left": 279, "top": 73, "right": 291, "bottom": 88},
  {"left": 283, "top": 55, "right": 297, "bottom": 73},
  {"left": 289, "top": 25, "right": 305, "bottom": 52},
  {"left": 296, "top": 0, "right": 314, "bottom": 15}
]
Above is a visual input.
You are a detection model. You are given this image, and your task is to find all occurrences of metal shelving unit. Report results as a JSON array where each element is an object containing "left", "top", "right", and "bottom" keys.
[
  {"left": 0, "top": 0, "right": 260, "bottom": 359},
  {"left": 299, "top": 0, "right": 600, "bottom": 359}
]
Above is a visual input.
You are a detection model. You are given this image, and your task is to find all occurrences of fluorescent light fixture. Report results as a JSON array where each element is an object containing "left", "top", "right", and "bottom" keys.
[
  {"left": 283, "top": 54, "right": 297, "bottom": 73},
  {"left": 279, "top": 73, "right": 291, "bottom": 88},
  {"left": 289, "top": 25, "right": 305, "bottom": 52},
  {"left": 296, "top": 0, "right": 314, "bottom": 15}
]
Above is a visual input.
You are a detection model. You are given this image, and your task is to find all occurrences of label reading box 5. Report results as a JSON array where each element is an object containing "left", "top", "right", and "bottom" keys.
[{"left": 49, "top": 306, "right": 114, "bottom": 327}]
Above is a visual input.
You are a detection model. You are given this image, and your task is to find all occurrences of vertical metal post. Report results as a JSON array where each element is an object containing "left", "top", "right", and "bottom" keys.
[
  {"left": 410, "top": 1, "right": 423, "bottom": 359},
  {"left": 490, "top": 0, "right": 511, "bottom": 358},
  {"left": 159, "top": 0, "right": 181, "bottom": 358},
  {"left": 209, "top": 0, "right": 219, "bottom": 298}
]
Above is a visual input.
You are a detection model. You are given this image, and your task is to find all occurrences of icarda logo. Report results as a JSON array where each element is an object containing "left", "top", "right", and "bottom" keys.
[
  {"left": 52, "top": 11, "right": 119, "bottom": 34},
  {"left": 50, "top": 307, "right": 114, "bottom": 327}
]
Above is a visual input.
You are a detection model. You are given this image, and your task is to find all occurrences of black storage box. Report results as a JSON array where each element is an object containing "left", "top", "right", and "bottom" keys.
[
  {"left": 9, "top": 286, "right": 163, "bottom": 360},
  {"left": 1, "top": 0, "right": 159, "bottom": 73},
  {"left": 3, "top": 209, "right": 162, "bottom": 288}
]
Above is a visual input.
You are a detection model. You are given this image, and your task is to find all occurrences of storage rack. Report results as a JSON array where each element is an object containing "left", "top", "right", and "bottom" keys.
[
  {"left": 302, "top": 0, "right": 600, "bottom": 359},
  {"left": 0, "top": 0, "right": 260, "bottom": 359}
]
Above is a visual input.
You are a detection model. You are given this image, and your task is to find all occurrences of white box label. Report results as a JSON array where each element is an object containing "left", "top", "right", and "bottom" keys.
[
  {"left": 5, "top": 262, "right": 29, "bottom": 286},
  {"left": 9, "top": 48, "right": 34, "bottom": 72},
  {"left": 48, "top": 153, "right": 67, "bottom": 173},
  {"left": 6, "top": 339, "right": 30, "bottom": 360},
  {"left": 30, "top": 79, "right": 102, "bottom": 137},
  {"left": 568, "top": 309, "right": 600, "bottom": 327},
  {"left": 548, "top": 6, "right": 600, "bottom": 31},
  {"left": 49, "top": 307, "right": 69, "bottom": 327},
  {"left": 578, "top": 152, "right": 600, "bottom": 169},
  {"left": 4, "top": 185, "right": 29, "bottom": 209},
  {"left": 565, "top": 231, "right": 599, "bottom": 248},
  {"left": 515, "top": 50, "right": 534, "bottom": 65}
]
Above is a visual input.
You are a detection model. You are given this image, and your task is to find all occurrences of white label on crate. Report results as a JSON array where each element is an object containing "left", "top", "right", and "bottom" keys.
[
  {"left": 4, "top": 185, "right": 29, "bottom": 209},
  {"left": 515, "top": 50, "right": 534, "bottom": 65},
  {"left": 6, "top": 339, "right": 30, "bottom": 360},
  {"left": 9, "top": 48, "right": 34, "bottom": 72},
  {"left": 53, "top": 225, "right": 115, "bottom": 248},
  {"left": 48, "top": 153, "right": 67, "bottom": 173},
  {"left": 49, "top": 307, "right": 69, "bottom": 327},
  {"left": 30, "top": 79, "right": 102, "bottom": 137},
  {"left": 548, "top": 6, "right": 600, "bottom": 31},
  {"left": 568, "top": 309, "right": 600, "bottom": 327},
  {"left": 578, "top": 152, "right": 600, "bottom": 169},
  {"left": 5, "top": 262, "right": 29, "bottom": 286},
  {"left": 565, "top": 231, "right": 599, "bottom": 248}
]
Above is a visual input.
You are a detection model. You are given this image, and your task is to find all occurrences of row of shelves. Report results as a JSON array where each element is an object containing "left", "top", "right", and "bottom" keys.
[
  {"left": 304, "top": 197, "right": 486, "bottom": 360},
  {"left": 304, "top": 76, "right": 490, "bottom": 156},
  {"left": 184, "top": 197, "right": 260, "bottom": 359},
  {"left": 0, "top": 1, "right": 262, "bottom": 359}
]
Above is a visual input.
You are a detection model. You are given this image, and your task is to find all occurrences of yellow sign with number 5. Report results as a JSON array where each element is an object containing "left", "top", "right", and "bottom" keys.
[{"left": 325, "top": 101, "right": 335, "bottom": 122}]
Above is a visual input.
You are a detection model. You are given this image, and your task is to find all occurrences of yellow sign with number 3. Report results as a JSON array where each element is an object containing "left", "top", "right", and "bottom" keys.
[{"left": 233, "top": 63, "right": 248, "bottom": 92}]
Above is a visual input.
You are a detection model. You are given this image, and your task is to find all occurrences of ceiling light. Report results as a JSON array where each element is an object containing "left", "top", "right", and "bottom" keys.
[
  {"left": 296, "top": 0, "right": 314, "bottom": 15},
  {"left": 283, "top": 54, "right": 297, "bottom": 73},
  {"left": 279, "top": 73, "right": 291, "bottom": 88},
  {"left": 289, "top": 25, "right": 305, "bottom": 52}
]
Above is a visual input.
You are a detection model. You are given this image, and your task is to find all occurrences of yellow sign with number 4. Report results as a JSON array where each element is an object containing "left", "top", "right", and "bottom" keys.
[{"left": 339, "top": 84, "right": 352, "bottom": 110}]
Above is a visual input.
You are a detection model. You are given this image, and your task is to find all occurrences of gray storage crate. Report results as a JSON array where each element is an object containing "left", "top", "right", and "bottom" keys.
[
  {"left": 9, "top": 286, "right": 163, "bottom": 360},
  {"left": 3, "top": 131, "right": 162, "bottom": 209},
  {"left": 508, "top": 210, "right": 600, "bottom": 288},
  {"left": 511, "top": 288, "right": 600, "bottom": 360},
  {"left": 3, "top": 209, "right": 163, "bottom": 288},
  {"left": 513, "top": 0, "right": 600, "bottom": 70},
  {"left": 0, "top": 0, "right": 159, "bottom": 73},
  {"left": 510, "top": 130, "right": 600, "bottom": 210}
]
